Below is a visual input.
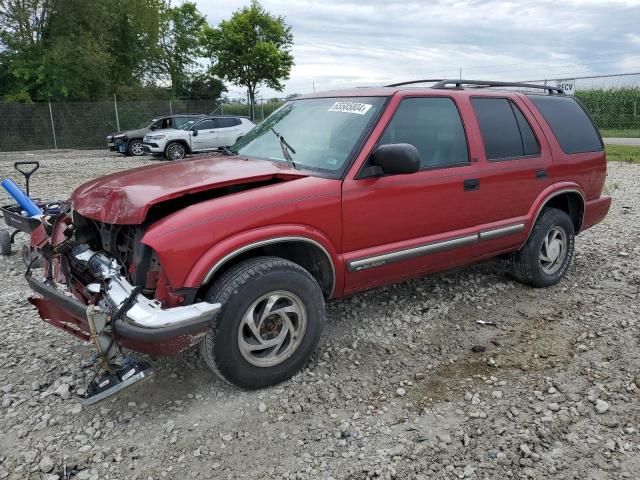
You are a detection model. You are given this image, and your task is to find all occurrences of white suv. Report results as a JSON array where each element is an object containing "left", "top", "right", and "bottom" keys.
[{"left": 143, "top": 116, "right": 255, "bottom": 160}]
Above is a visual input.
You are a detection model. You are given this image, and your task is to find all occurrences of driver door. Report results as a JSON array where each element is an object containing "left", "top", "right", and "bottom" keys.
[
  {"left": 190, "top": 119, "right": 218, "bottom": 151},
  {"left": 341, "top": 96, "right": 484, "bottom": 294}
]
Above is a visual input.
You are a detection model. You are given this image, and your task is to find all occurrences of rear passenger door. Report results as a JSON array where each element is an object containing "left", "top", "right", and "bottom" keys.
[
  {"left": 467, "top": 96, "right": 553, "bottom": 258},
  {"left": 215, "top": 117, "right": 243, "bottom": 147}
]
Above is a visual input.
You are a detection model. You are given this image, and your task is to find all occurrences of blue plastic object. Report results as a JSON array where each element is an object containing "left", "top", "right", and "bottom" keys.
[{"left": 1, "top": 178, "right": 42, "bottom": 217}]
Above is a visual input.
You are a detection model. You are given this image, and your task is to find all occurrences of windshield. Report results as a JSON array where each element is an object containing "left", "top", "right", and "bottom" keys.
[
  {"left": 233, "top": 97, "right": 386, "bottom": 177},
  {"left": 138, "top": 119, "right": 157, "bottom": 129}
]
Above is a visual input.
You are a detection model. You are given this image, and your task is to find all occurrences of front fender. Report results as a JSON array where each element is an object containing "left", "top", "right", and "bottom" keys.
[{"left": 182, "top": 224, "right": 344, "bottom": 292}]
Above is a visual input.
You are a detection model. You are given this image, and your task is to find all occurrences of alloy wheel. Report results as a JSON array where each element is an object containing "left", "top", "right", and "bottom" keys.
[
  {"left": 237, "top": 290, "right": 307, "bottom": 368},
  {"left": 539, "top": 226, "right": 568, "bottom": 275}
]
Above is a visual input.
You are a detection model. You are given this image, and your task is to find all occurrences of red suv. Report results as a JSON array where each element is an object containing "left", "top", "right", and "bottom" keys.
[{"left": 25, "top": 80, "right": 611, "bottom": 402}]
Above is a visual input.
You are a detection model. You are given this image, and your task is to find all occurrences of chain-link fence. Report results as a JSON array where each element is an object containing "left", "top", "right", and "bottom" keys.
[
  {"left": 1, "top": 73, "right": 639, "bottom": 152},
  {"left": 0, "top": 96, "right": 286, "bottom": 152},
  {"left": 529, "top": 72, "right": 640, "bottom": 136}
]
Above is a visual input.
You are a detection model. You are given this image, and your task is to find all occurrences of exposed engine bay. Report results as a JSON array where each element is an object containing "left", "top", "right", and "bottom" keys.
[{"left": 27, "top": 204, "right": 220, "bottom": 404}]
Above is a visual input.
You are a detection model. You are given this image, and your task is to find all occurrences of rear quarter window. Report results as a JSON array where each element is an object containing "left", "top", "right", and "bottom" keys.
[{"left": 527, "top": 95, "right": 603, "bottom": 154}]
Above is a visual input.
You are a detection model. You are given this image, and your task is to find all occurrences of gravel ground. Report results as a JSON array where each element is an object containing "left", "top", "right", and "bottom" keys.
[{"left": 0, "top": 150, "right": 638, "bottom": 480}]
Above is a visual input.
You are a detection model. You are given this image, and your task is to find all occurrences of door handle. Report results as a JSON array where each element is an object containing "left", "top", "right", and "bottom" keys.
[
  {"left": 463, "top": 179, "right": 480, "bottom": 191},
  {"left": 536, "top": 169, "right": 548, "bottom": 180}
]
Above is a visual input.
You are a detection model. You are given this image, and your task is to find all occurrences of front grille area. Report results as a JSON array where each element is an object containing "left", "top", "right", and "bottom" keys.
[{"left": 72, "top": 212, "right": 144, "bottom": 282}]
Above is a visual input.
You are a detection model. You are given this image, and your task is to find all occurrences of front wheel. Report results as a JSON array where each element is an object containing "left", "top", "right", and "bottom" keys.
[
  {"left": 165, "top": 142, "right": 186, "bottom": 160},
  {"left": 200, "top": 257, "right": 326, "bottom": 389},
  {"left": 511, "top": 208, "right": 575, "bottom": 288},
  {"left": 127, "top": 139, "right": 145, "bottom": 156}
]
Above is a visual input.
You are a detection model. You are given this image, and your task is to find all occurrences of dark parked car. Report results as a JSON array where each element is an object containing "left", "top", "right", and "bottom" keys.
[
  {"left": 24, "top": 79, "right": 610, "bottom": 403},
  {"left": 107, "top": 114, "right": 205, "bottom": 156}
]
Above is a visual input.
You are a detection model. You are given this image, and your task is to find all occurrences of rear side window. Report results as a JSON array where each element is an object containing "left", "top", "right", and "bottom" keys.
[
  {"left": 528, "top": 95, "right": 603, "bottom": 154},
  {"left": 378, "top": 97, "right": 469, "bottom": 169},
  {"left": 471, "top": 98, "right": 540, "bottom": 160},
  {"left": 216, "top": 117, "right": 241, "bottom": 128}
]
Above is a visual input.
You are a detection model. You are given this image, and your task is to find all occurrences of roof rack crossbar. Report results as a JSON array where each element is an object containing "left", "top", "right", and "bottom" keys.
[
  {"left": 384, "top": 79, "right": 564, "bottom": 94},
  {"left": 433, "top": 79, "right": 564, "bottom": 94},
  {"left": 384, "top": 79, "right": 444, "bottom": 87}
]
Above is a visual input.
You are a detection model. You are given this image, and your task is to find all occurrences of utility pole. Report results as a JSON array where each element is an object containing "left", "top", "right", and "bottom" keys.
[
  {"left": 48, "top": 101, "right": 58, "bottom": 150},
  {"left": 114, "top": 94, "right": 120, "bottom": 132}
]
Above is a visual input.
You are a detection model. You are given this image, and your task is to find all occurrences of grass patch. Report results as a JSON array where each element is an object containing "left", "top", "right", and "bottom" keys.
[
  {"left": 606, "top": 144, "right": 640, "bottom": 163},
  {"left": 600, "top": 129, "right": 640, "bottom": 138}
]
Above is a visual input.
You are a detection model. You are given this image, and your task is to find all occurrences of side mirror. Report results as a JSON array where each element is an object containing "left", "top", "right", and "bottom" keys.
[
  {"left": 150, "top": 125, "right": 158, "bottom": 131},
  {"left": 191, "top": 129, "right": 198, "bottom": 137},
  {"left": 364, "top": 143, "right": 420, "bottom": 177}
]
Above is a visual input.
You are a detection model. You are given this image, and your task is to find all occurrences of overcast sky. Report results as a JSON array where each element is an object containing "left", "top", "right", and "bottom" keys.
[{"left": 197, "top": 0, "right": 640, "bottom": 99}]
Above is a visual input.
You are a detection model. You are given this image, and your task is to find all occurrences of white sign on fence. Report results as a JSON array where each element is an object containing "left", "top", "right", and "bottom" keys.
[{"left": 554, "top": 79, "right": 576, "bottom": 95}]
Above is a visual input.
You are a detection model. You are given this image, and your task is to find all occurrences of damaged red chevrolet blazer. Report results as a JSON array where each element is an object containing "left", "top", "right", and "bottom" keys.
[{"left": 26, "top": 79, "right": 611, "bottom": 402}]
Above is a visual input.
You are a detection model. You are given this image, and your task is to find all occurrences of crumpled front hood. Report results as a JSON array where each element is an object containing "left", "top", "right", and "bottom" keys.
[{"left": 71, "top": 155, "right": 306, "bottom": 224}]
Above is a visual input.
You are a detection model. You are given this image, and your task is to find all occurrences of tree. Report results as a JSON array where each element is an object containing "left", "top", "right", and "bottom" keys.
[
  {"left": 157, "top": 1, "right": 207, "bottom": 96},
  {"left": 0, "top": 0, "right": 219, "bottom": 102},
  {"left": 183, "top": 73, "right": 226, "bottom": 99},
  {"left": 204, "top": 0, "right": 293, "bottom": 120},
  {"left": 109, "top": 0, "right": 164, "bottom": 88}
]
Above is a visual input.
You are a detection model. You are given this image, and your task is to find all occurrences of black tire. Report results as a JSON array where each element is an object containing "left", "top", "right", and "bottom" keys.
[
  {"left": 165, "top": 142, "right": 186, "bottom": 160},
  {"left": 0, "top": 230, "right": 11, "bottom": 256},
  {"left": 127, "top": 139, "right": 145, "bottom": 157},
  {"left": 511, "top": 208, "right": 575, "bottom": 288},
  {"left": 200, "top": 256, "right": 326, "bottom": 389}
]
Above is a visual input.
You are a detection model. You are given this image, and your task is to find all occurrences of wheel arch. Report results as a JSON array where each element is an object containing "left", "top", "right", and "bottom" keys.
[
  {"left": 196, "top": 236, "right": 338, "bottom": 300},
  {"left": 523, "top": 188, "right": 585, "bottom": 247}
]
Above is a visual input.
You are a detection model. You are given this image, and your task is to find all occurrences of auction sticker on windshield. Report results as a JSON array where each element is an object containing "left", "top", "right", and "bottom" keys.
[{"left": 328, "top": 102, "right": 373, "bottom": 115}]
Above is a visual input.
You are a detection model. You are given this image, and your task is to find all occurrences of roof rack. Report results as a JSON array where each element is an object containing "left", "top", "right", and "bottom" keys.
[{"left": 384, "top": 79, "right": 564, "bottom": 95}]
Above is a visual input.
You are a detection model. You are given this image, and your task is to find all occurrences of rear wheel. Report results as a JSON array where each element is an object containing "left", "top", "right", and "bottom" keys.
[
  {"left": 511, "top": 208, "right": 575, "bottom": 288},
  {"left": 200, "top": 256, "right": 326, "bottom": 389},
  {"left": 127, "top": 139, "right": 145, "bottom": 156},
  {"left": 165, "top": 142, "right": 186, "bottom": 160}
]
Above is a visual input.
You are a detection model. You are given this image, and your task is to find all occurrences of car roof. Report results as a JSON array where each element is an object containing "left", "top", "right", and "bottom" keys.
[{"left": 296, "top": 79, "right": 565, "bottom": 99}]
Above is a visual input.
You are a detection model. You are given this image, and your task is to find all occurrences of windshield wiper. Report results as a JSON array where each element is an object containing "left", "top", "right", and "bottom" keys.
[{"left": 270, "top": 127, "right": 298, "bottom": 169}]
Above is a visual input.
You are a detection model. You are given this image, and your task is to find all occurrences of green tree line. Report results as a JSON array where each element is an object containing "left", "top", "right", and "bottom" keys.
[{"left": 0, "top": 0, "right": 294, "bottom": 108}]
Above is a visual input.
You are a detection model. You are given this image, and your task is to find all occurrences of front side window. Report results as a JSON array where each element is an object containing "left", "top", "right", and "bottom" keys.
[
  {"left": 527, "top": 95, "right": 603, "bottom": 154},
  {"left": 472, "top": 97, "right": 540, "bottom": 160},
  {"left": 194, "top": 119, "right": 215, "bottom": 131},
  {"left": 378, "top": 97, "right": 469, "bottom": 169},
  {"left": 234, "top": 97, "right": 386, "bottom": 177}
]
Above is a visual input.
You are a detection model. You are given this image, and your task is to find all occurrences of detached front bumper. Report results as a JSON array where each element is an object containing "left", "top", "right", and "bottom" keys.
[{"left": 27, "top": 270, "right": 220, "bottom": 356}]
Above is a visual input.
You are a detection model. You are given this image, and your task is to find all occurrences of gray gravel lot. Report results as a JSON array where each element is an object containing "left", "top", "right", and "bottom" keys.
[{"left": 0, "top": 150, "right": 638, "bottom": 480}]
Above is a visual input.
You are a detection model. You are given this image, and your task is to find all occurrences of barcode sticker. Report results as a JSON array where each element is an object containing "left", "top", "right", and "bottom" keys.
[{"left": 328, "top": 102, "right": 373, "bottom": 115}]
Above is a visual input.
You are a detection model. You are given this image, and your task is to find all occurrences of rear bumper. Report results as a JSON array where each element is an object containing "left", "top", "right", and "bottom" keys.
[
  {"left": 582, "top": 195, "right": 612, "bottom": 231},
  {"left": 27, "top": 272, "right": 219, "bottom": 356}
]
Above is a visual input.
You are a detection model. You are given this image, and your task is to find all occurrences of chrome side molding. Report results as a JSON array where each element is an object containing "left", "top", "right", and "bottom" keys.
[
  {"left": 348, "top": 223, "right": 525, "bottom": 272},
  {"left": 479, "top": 223, "right": 524, "bottom": 241}
]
